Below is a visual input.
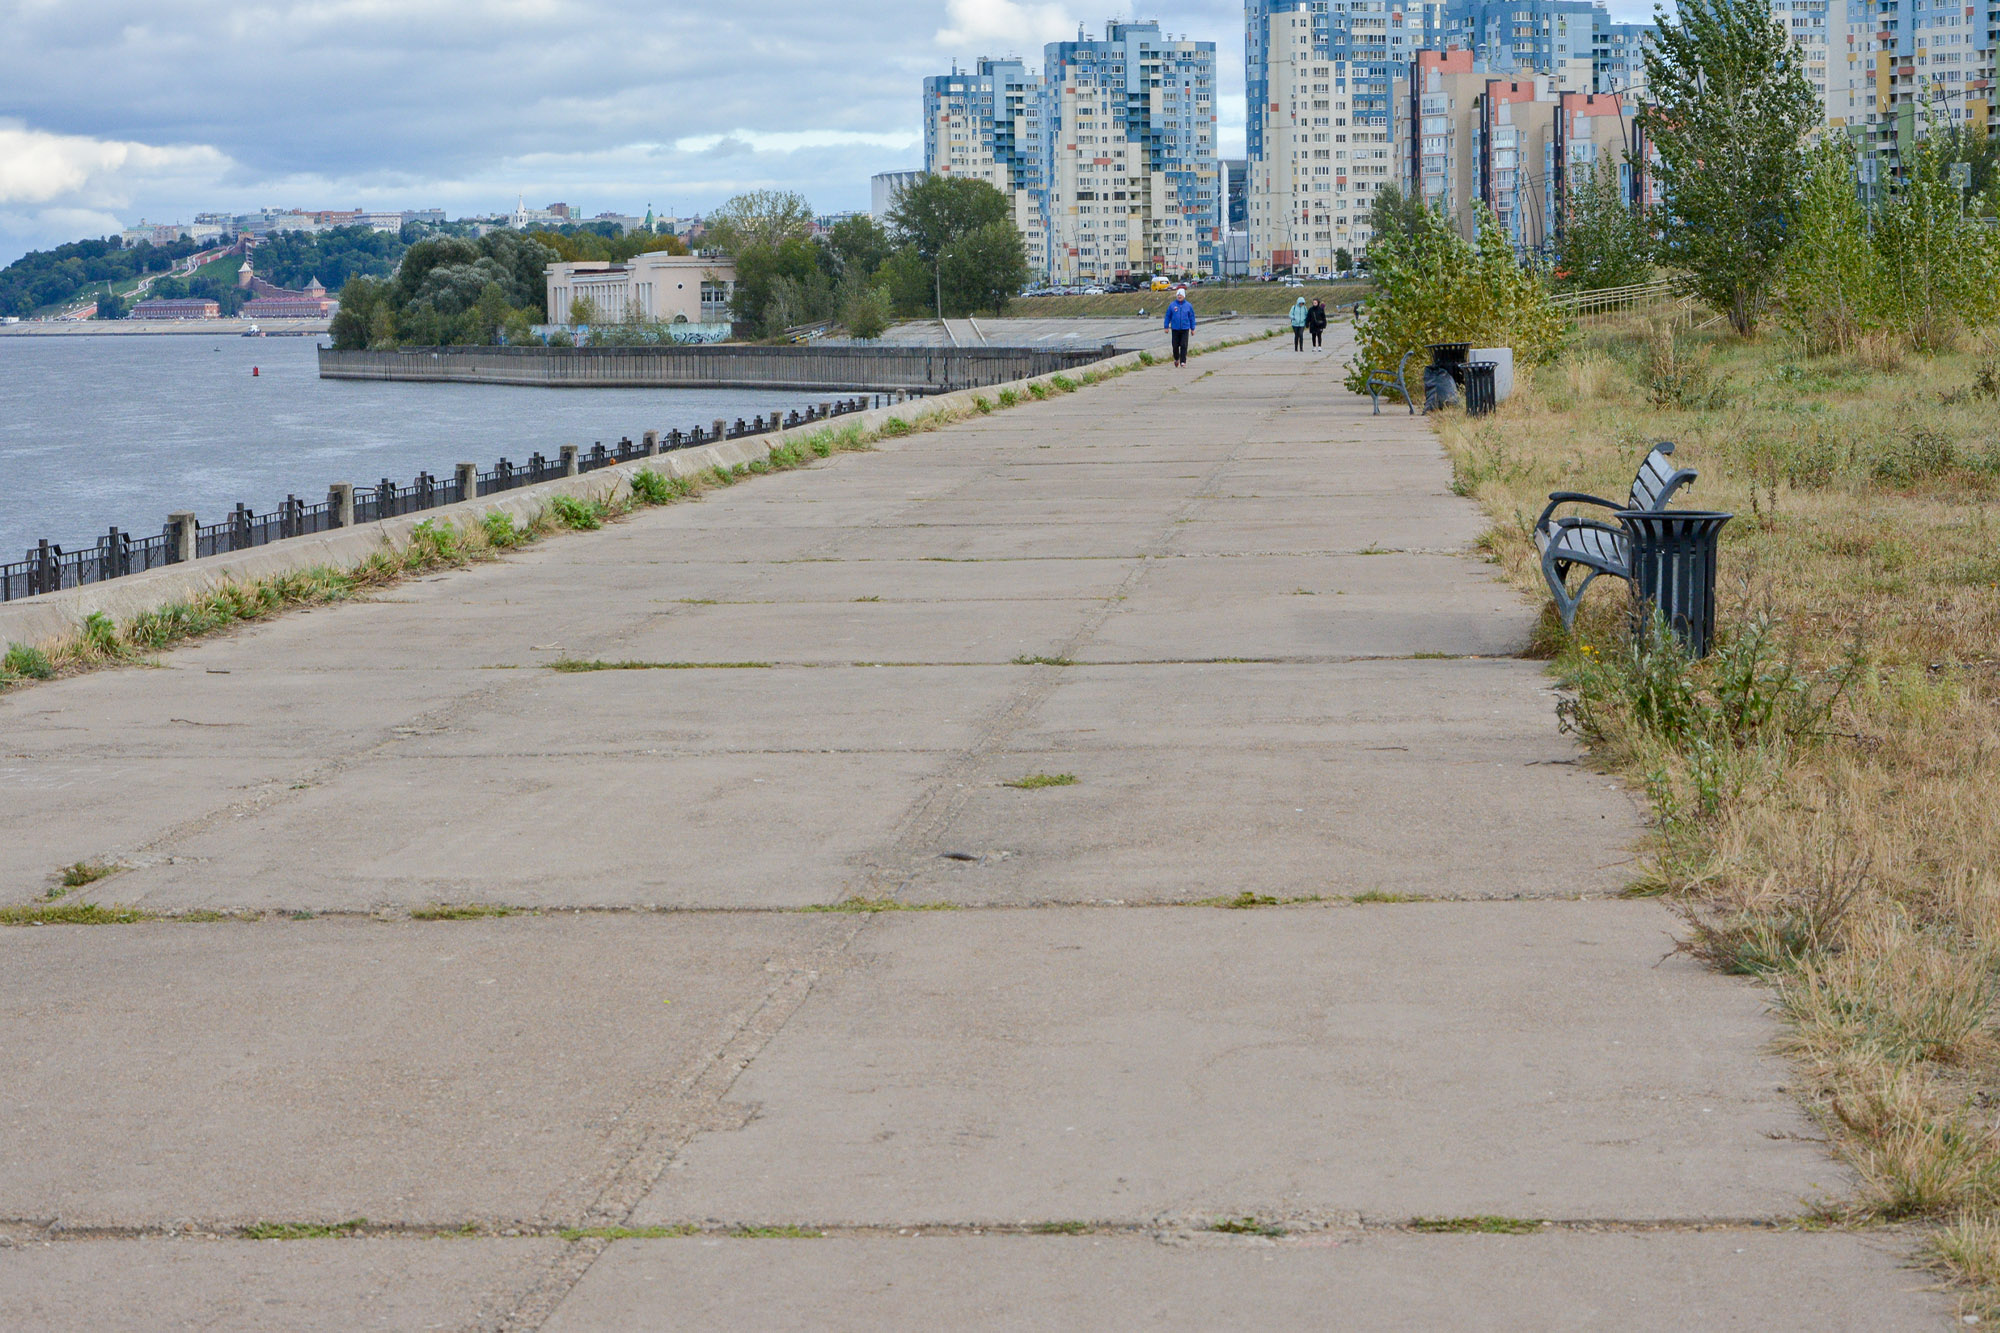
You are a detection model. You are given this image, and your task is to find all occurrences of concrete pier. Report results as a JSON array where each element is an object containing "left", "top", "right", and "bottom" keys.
[
  {"left": 316, "top": 342, "right": 1116, "bottom": 392},
  {"left": 0, "top": 332, "right": 1942, "bottom": 1330}
]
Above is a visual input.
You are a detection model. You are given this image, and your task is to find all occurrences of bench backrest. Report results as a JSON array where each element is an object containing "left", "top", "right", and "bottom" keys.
[{"left": 1629, "top": 441, "right": 1697, "bottom": 511}]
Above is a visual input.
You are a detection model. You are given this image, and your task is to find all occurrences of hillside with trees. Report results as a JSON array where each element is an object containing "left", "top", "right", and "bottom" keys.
[{"left": 0, "top": 235, "right": 206, "bottom": 317}]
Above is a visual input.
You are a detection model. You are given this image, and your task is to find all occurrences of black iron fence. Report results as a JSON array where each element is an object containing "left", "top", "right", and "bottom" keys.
[{"left": 2, "top": 394, "right": 882, "bottom": 604}]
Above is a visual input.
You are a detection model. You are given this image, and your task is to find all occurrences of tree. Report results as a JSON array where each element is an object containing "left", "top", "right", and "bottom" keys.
[
  {"left": 94, "top": 290, "right": 127, "bottom": 319},
  {"left": 843, "top": 284, "right": 893, "bottom": 339},
  {"left": 1335, "top": 247, "right": 1354, "bottom": 271},
  {"left": 886, "top": 176, "right": 1027, "bottom": 316},
  {"left": 1640, "top": 0, "right": 1821, "bottom": 334},
  {"left": 939, "top": 219, "right": 1031, "bottom": 316},
  {"left": 568, "top": 294, "right": 602, "bottom": 327},
  {"left": 1365, "top": 183, "right": 1429, "bottom": 251},
  {"left": 1556, "top": 159, "right": 1652, "bottom": 291},
  {"left": 1344, "top": 202, "right": 1565, "bottom": 394},
  {"left": 826, "top": 214, "right": 894, "bottom": 283},
  {"left": 1873, "top": 131, "right": 2000, "bottom": 350},
  {"left": 1777, "top": 138, "right": 1880, "bottom": 353},
  {"left": 328, "top": 275, "right": 384, "bottom": 349},
  {"left": 703, "top": 190, "right": 815, "bottom": 253}
]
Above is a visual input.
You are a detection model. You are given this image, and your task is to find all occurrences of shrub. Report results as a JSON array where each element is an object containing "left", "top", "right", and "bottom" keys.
[
  {"left": 481, "top": 511, "right": 526, "bottom": 548},
  {"left": 1872, "top": 426, "right": 1960, "bottom": 487},
  {"left": 1345, "top": 201, "right": 1565, "bottom": 394},
  {"left": 82, "top": 611, "right": 120, "bottom": 657},
  {"left": 548, "top": 495, "right": 605, "bottom": 530},
  {"left": 1642, "top": 323, "right": 1721, "bottom": 410},
  {"left": 406, "top": 518, "right": 462, "bottom": 565},
  {"left": 3, "top": 643, "right": 55, "bottom": 680},
  {"left": 627, "top": 468, "right": 676, "bottom": 505}
]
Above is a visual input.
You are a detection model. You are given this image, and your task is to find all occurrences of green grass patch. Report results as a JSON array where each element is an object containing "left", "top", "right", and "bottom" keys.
[
  {"left": 628, "top": 468, "right": 694, "bottom": 505},
  {"left": 1003, "top": 773, "right": 1077, "bottom": 789},
  {"left": 972, "top": 395, "right": 994, "bottom": 414},
  {"left": 1202, "top": 891, "right": 1282, "bottom": 908},
  {"left": 559, "top": 1224, "right": 697, "bottom": 1241},
  {"left": 997, "top": 388, "right": 1020, "bottom": 407},
  {"left": 1352, "top": 891, "right": 1422, "bottom": 904},
  {"left": 1408, "top": 1216, "right": 1544, "bottom": 1234},
  {"left": 3, "top": 643, "right": 56, "bottom": 681},
  {"left": 59, "top": 861, "right": 119, "bottom": 889},
  {"left": 240, "top": 1219, "right": 368, "bottom": 1240},
  {"left": 1208, "top": 1217, "right": 1286, "bottom": 1236},
  {"left": 730, "top": 1225, "right": 823, "bottom": 1238},
  {"left": 548, "top": 658, "right": 773, "bottom": 672},
  {"left": 409, "top": 903, "right": 517, "bottom": 921},
  {"left": 1, "top": 902, "right": 151, "bottom": 926},
  {"left": 548, "top": 494, "right": 607, "bottom": 530},
  {"left": 1011, "top": 654, "right": 1073, "bottom": 666}
]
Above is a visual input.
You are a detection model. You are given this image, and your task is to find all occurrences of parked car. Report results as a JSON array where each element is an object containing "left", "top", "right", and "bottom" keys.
[
  {"left": 1279, "top": 275, "right": 1305, "bottom": 288},
  {"left": 1084, "top": 285, "right": 1106, "bottom": 295}
]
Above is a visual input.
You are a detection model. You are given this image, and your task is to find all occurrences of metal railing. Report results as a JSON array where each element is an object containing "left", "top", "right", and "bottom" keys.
[
  {"left": 1552, "top": 278, "right": 1678, "bottom": 318},
  {"left": 2, "top": 395, "right": 885, "bottom": 604}
]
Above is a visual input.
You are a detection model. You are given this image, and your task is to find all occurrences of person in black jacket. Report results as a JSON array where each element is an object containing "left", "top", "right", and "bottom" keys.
[{"left": 1306, "top": 298, "right": 1328, "bottom": 348}]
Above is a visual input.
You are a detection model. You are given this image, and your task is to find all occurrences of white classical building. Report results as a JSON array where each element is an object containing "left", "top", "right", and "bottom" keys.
[{"left": 544, "top": 252, "right": 737, "bottom": 326}]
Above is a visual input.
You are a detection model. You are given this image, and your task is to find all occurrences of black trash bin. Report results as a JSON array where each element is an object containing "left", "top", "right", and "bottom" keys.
[
  {"left": 1422, "top": 364, "right": 1460, "bottom": 411},
  {"left": 1462, "top": 361, "right": 1498, "bottom": 416},
  {"left": 1428, "top": 342, "right": 1471, "bottom": 383},
  {"left": 1615, "top": 509, "right": 1733, "bottom": 658}
]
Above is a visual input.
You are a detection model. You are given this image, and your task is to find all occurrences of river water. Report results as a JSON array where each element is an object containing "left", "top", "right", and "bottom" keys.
[{"left": 0, "top": 336, "right": 825, "bottom": 561}]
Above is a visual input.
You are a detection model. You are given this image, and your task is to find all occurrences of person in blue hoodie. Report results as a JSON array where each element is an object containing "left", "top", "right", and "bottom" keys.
[{"left": 1163, "top": 285, "right": 1196, "bottom": 368}]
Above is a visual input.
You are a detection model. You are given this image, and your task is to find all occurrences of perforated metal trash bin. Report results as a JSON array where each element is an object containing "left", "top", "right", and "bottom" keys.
[
  {"left": 1615, "top": 509, "right": 1733, "bottom": 658},
  {"left": 1427, "top": 343, "right": 1471, "bottom": 380},
  {"left": 1462, "top": 361, "right": 1498, "bottom": 416}
]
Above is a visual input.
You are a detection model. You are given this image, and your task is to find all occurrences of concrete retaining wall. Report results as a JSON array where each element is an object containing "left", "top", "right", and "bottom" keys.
[
  {"left": 316, "top": 343, "right": 1116, "bottom": 393},
  {"left": 0, "top": 349, "right": 1156, "bottom": 653}
]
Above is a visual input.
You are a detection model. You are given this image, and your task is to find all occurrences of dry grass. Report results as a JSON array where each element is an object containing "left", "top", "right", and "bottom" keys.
[{"left": 1430, "top": 311, "right": 2000, "bottom": 1302}]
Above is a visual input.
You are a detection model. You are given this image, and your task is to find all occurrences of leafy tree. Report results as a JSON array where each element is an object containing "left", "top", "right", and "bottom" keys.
[
  {"left": 94, "top": 289, "right": 128, "bottom": 319},
  {"left": 843, "top": 284, "right": 893, "bottom": 339},
  {"left": 887, "top": 176, "right": 1011, "bottom": 266},
  {"left": 1343, "top": 202, "right": 1565, "bottom": 394},
  {"left": 886, "top": 176, "right": 1028, "bottom": 316},
  {"left": 1640, "top": 0, "right": 1821, "bottom": 334},
  {"left": 328, "top": 275, "right": 384, "bottom": 350},
  {"left": 1556, "top": 159, "right": 1652, "bottom": 291},
  {"left": 1777, "top": 139, "right": 1880, "bottom": 353},
  {"left": 1365, "top": 183, "right": 1429, "bottom": 252},
  {"left": 703, "top": 190, "right": 815, "bottom": 253},
  {"left": 1873, "top": 132, "right": 2000, "bottom": 350},
  {"left": 877, "top": 245, "right": 936, "bottom": 316},
  {"left": 568, "top": 295, "right": 603, "bottom": 326},
  {"left": 529, "top": 227, "right": 690, "bottom": 264},
  {"left": 730, "top": 235, "right": 833, "bottom": 335},
  {"left": 249, "top": 225, "right": 406, "bottom": 291},
  {"left": 826, "top": 214, "right": 894, "bottom": 283},
  {"left": 1335, "top": 247, "right": 1354, "bottom": 271},
  {"left": 939, "top": 219, "right": 1030, "bottom": 316}
]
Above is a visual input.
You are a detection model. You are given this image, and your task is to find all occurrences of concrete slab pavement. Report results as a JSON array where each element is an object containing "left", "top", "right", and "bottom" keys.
[
  {"left": 0, "top": 330, "right": 1944, "bottom": 1327},
  {"left": 543, "top": 1231, "right": 1943, "bottom": 1332},
  {"left": 0, "top": 1237, "right": 565, "bottom": 1333}
]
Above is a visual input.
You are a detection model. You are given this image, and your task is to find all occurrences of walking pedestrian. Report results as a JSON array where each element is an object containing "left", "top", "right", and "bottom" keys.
[
  {"left": 1306, "top": 298, "right": 1328, "bottom": 349},
  {"left": 1289, "top": 296, "right": 1309, "bottom": 351},
  {"left": 1164, "top": 285, "right": 1196, "bottom": 367}
]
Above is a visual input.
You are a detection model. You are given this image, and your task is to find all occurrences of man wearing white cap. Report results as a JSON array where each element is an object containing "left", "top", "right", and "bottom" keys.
[{"left": 1163, "top": 285, "right": 1196, "bottom": 368}]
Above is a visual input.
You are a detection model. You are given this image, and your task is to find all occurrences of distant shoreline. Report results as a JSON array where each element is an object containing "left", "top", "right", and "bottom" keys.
[{"left": 0, "top": 318, "right": 331, "bottom": 338}]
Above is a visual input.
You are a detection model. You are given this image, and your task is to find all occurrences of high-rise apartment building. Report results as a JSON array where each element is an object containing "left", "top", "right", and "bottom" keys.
[
  {"left": 923, "top": 22, "right": 1221, "bottom": 283},
  {"left": 1249, "top": 6, "right": 1394, "bottom": 272},
  {"left": 1396, "top": 48, "right": 1648, "bottom": 255},
  {"left": 921, "top": 60, "right": 1052, "bottom": 273}
]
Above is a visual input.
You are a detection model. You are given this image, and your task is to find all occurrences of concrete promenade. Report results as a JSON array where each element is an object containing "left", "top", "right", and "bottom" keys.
[{"left": 0, "top": 333, "right": 1946, "bottom": 1329}]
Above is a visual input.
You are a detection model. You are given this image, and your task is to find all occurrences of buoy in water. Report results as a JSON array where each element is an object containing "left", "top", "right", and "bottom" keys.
[{"left": 251, "top": 366, "right": 259, "bottom": 376}]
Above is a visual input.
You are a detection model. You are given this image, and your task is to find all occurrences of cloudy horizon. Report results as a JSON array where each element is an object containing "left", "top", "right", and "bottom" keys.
[{"left": 0, "top": 0, "right": 1663, "bottom": 269}]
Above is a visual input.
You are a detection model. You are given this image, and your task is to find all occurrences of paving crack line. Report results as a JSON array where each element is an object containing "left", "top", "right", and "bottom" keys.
[{"left": 494, "top": 916, "right": 863, "bottom": 1333}]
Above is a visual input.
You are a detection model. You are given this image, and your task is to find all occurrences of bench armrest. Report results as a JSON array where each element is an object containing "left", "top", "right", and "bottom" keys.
[{"left": 1534, "top": 491, "right": 1621, "bottom": 533}]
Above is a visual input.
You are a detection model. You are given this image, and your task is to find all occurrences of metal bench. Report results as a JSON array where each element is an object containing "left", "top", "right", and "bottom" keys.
[
  {"left": 1534, "top": 441, "right": 1698, "bottom": 632},
  {"left": 1366, "top": 349, "right": 1418, "bottom": 415}
]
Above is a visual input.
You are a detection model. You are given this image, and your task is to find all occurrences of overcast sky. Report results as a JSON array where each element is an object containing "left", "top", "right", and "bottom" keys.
[{"left": 0, "top": 0, "right": 1659, "bottom": 268}]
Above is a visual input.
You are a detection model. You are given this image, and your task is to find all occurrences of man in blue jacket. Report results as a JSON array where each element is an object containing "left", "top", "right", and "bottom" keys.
[{"left": 1163, "top": 285, "right": 1196, "bottom": 367}]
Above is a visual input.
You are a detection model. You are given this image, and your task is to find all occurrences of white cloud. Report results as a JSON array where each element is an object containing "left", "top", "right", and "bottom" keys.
[
  {"left": 0, "top": 122, "right": 234, "bottom": 208},
  {"left": 936, "top": 0, "right": 1076, "bottom": 48},
  {"left": 672, "top": 129, "right": 923, "bottom": 155}
]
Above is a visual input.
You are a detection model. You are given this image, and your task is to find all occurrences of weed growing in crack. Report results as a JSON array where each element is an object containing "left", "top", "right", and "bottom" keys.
[
  {"left": 1, "top": 902, "right": 150, "bottom": 926},
  {"left": 1003, "top": 773, "right": 1077, "bottom": 789},
  {"left": 560, "top": 1224, "right": 697, "bottom": 1241},
  {"left": 1209, "top": 1217, "right": 1286, "bottom": 1236},
  {"left": 1408, "top": 1216, "right": 1544, "bottom": 1234},
  {"left": 409, "top": 904, "right": 517, "bottom": 921},
  {"left": 548, "top": 659, "right": 772, "bottom": 672},
  {"left": 240, "top": 1219, "right": 368, "bottom": 1240}
]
